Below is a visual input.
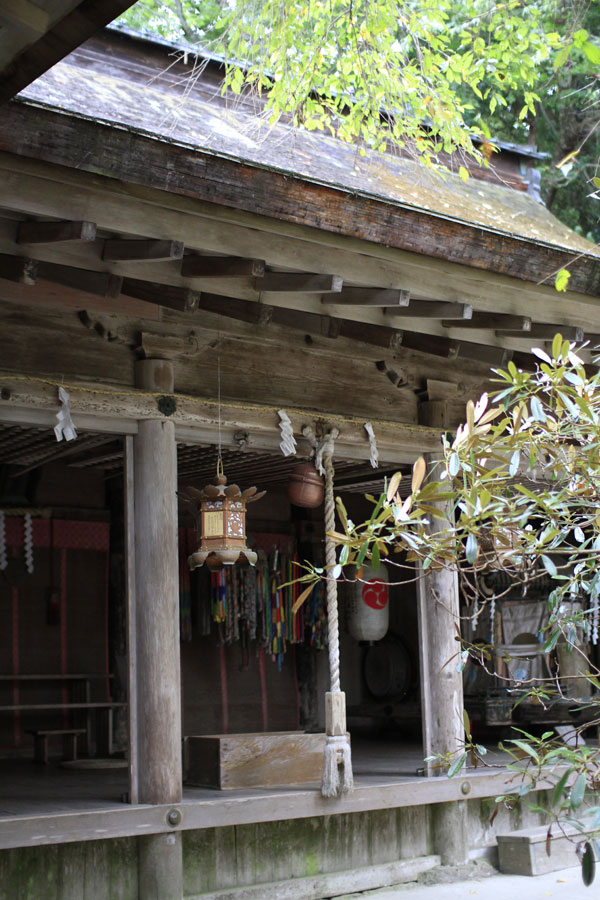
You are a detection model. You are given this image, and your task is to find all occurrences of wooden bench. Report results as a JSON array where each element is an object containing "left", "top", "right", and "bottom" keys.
[{"left": 27, "top": 728, "right": 87, "bottom": 764}]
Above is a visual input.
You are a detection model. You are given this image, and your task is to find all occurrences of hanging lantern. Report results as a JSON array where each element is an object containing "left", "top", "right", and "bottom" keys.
[
  {"left": 185, "top": 465, "right": 265, "bottom": 570},
  {"left": 347, "top": 563, "right": 389, "bottom": 642},
  {"left": 287, "top": 462, "right": 324, "bottom": 508}
]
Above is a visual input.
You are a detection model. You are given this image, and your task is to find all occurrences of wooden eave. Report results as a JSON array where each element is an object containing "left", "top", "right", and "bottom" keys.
[
  {"left": 0, "top": 1, "right": 137, "bottom": 104},
  {"left": 1, "top": 99, "right": 599, "bottom": 299}
]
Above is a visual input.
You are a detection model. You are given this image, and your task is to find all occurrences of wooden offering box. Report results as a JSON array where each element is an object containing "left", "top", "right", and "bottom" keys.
[{"left": 185, "top": 731, "right": 327, "bottom": 790}]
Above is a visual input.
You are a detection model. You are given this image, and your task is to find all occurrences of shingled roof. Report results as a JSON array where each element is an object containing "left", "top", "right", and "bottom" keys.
[{"left": 18, "top": 26, "right": 598, "bottom": 263}]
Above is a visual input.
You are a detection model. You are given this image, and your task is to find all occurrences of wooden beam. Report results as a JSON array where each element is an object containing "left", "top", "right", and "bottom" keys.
[
  {"left": 1, "top": 0, "right": 50, "bottom": 33},
  {"left": 17, "top": 219, "right": 97, "bottom": 244},
  {"left": 0, "top": 2, "right": 140, "bottom": 104},
  {"left": 103, "top": 239, "right": 184, "bottom": 262},
  {"left": 259, "top": 273, "right": 343, "bottom": 293},
  {"left": 496, "top": 324, "right": 584, "bottom": 342},
  {"left": 121, "top": 277, "right": 200, "bottom": 312},
  {"left": 323, "top": 288, "right": 410, "bottom": 307},
  {"left": 416, "top": 474, "right": 464, "bottom": 783},
  {"left": 138, "top": 333, "right": 202, "bottom": 359},
  {"left": 385, "top": 301, "right": 472, "bottom": 320},
  {"left": 2, "top": 103, "right": 598, "bottom": 296},
  {"left": 443, "top": 313, "right": 531, "bottom": 331},
  {"left": 181, "top": 256, "right": 265, "bottom": 278},
  {"left": 395, "top": 330, "right": 511, "bottom": 367},
  {"left": 0, "top": 252, "right": 37, "bottom": 285},
  {"left": 37, "top": 260, "right": 122, "bottom": 299}
]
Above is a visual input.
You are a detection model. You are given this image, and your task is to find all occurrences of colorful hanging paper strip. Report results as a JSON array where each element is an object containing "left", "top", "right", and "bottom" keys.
[{"left": 207, "top": 550, "right": 327, "bottom": 665}]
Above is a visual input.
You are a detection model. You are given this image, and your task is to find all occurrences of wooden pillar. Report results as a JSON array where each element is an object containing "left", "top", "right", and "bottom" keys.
[
  {"left": 131, "top": 360, "right": 183, "bottom": 898},
  {"left": 416, "top": 454, "right": 468, "bottom": 864}
]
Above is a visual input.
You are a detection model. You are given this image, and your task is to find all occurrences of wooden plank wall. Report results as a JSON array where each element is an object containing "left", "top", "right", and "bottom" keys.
[{"left": 0, "top": 292, "right": 494, "bottom": 426}]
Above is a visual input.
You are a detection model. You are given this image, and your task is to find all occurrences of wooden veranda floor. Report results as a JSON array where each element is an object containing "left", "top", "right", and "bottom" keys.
[{"left": 0, "top": 739, "right": 525, "bottom": 851}]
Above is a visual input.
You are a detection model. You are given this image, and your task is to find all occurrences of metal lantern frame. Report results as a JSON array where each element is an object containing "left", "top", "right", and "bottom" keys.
[{"left": 185, "top": 467, "right": 265, "bottom": 570}]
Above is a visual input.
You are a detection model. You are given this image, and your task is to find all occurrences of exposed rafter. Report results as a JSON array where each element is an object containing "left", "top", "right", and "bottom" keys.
[
  {"left": 443, "top": 313, "right": 531, "bottom": 331},
  {"left": 181, "top": 256, "right": 265, "bottom": 278},
  {"left": 0, "top": 253, "right": 37, "bottom": 284},
  {"left": 121, "top": 277, "right": 200, "bottom": 313},
  {"left": 496, "top": 324, "right": 584, "bottom": 341},
  {"left": 259, "top": 273, "right": 343, "bottom": 293},
  {"left": 385, "top": 301, "right": 472, "bottom": 320},
  {"left": 17, "top": 219, "right": 97, "bottom": 244},
  {"left": 323, "top": 288, "right": 410, "bottom": 307},
  {"left": 103, "top": 239, "right": 184, "bottom": 262}
]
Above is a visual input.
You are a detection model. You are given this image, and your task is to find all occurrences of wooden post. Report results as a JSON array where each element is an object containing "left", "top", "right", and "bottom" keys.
[
  {"left": 416, "top": 454, "right": 468, "bottom": 864},
  {"left": 132, "top": 360, "right": 183, "bottom": 899}
]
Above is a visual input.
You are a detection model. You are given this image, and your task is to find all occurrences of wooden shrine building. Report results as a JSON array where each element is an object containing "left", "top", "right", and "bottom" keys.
[{"left": 0, "top": 20, "right": 599, "bottom": 900}]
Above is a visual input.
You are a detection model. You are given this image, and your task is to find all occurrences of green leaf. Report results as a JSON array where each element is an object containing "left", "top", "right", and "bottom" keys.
[
  {"left": 510, "top": 739, "right": 540, "bottom": 764},
  {"left": 463, "top": 708, "right": 471, "bottom": 739},
  {"left": 339, "top": 544, "right": 349, "bottom": 566},
  {"left": 552, "top": 333, "right": 564, "bottom": 358},
  {"left": 581, "top": 841, "right": 596, "bottom": 887},
  {"left": 356, "top": 541, "right": 369, "bottom": 569},
  {"left": 583, "top": 42, "right": 600, "bottom": 65},
  {"left": 371, "top": 540, "right": 380, "bottom": 571},
  {"left": 336, "top": 496, "right": 349, "bottom": 531},
  {"left": 555, "top": 269, "right": 571, "bottom": 293},
  {"left": 553, "top": 45, "right": 571, "bottom": 70},
  {"left": 465, "top": 533, "right": 478, "bottom": 564},
  {"left": 509, "top": 450, "right": 520, "bottom": 477},
  {"left": 552, "top": 768, "right": 572, "bottom": 807},
  {"left": 448, "top": 452, "right": 460, "bottom": 477},
  {"left": 447, "top": 751, "right": 468, "bottom": 778},
  {"left": 541, "top": 555, "right": 557, "bottom": 577},
  {"left": 571, "top": 772, "right": 587, "bottom": 810}
]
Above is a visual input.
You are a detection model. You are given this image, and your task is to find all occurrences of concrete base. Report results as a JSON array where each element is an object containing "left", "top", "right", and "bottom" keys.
[{"left": 188, "top": 855, "right": 440, "bottom": 900}]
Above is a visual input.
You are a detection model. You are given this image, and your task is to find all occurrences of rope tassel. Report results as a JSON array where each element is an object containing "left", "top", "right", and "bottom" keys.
[{"left": 321, "top": 440, "right": 353, "bottom": 798}]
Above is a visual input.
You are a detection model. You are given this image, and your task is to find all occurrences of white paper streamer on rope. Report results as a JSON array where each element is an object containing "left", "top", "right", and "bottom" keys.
[
  {"left": 364, "top": 422, "right": 379, "bottom": 469},
  {"left": 24, "top": 513, "right": 34, "bottom": 575},
  {"left": 0, "top": 511, "right": 7, "bottom": 571},
  {"left": 301, "top": 425, "right": 317, "bottom": 458},
  {"left": 277, "top": 410, "right": 297, "bottom": 457},
  {"left": 592, "top": 595, "right": 599, "bottom": 646},
  {"left": 54, "top": 387, "right": 77, "bottom": 442}
]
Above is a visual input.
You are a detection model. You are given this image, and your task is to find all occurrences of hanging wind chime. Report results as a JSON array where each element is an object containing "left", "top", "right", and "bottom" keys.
[{"left": 185, "top": 358, "right": 265, "bottom": 571}]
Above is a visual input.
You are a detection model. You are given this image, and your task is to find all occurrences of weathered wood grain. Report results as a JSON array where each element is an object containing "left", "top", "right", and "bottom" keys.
[
  {"left": 185, "top": 733, "right": 326, "bottom": 790},
  {"left": 133, "top": 361, "right": 181, "bottom": 806},
  {"left": 0, "top": 104, "right": 598, "bottom": 295},
  {"left": 0, "top": 1, "right": 140, "bottom": 104},
  {"left": 121, "top": 276, "right": 200, "bottom": 312},
  {"left": 17, "top": 219, "right": 96, "bottom": 244},
  {"left": 37, "top": 260, "right": 122, "bottom": 299},
  {"left": 260, "top": 273, "right": 343, "bottom": 293},
  {"left": 385, "top": 301, "right": 472, "bottom": 320},
  {"left": 443, "top": 313, "right": 531, "bottom": 331},
  {"left": 416, "top": 464, "right": 464, "bottom": 779},
  {"left": 0, "top": 252, "right": 37, "bottom": 284},
  {"left": 103, "top": 238, "right": 184, "bottom": 262},
  {"left": 496, "top": 324, "right": 584, "bottom": 341},
  {"left": 323, "top": 288, "right": 409, "bottom": 307},
  {"left": 2, "top": 154, "right": 599, "bottom": 337},
  {"left": 182, "top": 256, "right": 265, "bottom": 278}
]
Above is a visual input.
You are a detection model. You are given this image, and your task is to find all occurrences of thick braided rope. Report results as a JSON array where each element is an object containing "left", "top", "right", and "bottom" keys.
[{"left": 324, "top": 452, "right": 340, "bottom": 694}]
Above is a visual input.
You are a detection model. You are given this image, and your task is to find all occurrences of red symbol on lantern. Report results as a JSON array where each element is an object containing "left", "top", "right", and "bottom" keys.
[{"left": 362, "top": 579, "right": 388, "bottom": 610}]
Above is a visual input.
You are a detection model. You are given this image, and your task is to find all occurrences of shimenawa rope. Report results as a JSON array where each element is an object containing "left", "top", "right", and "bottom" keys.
[{"left": 321, "top": 431, "right": 353, "bottom": 798}]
